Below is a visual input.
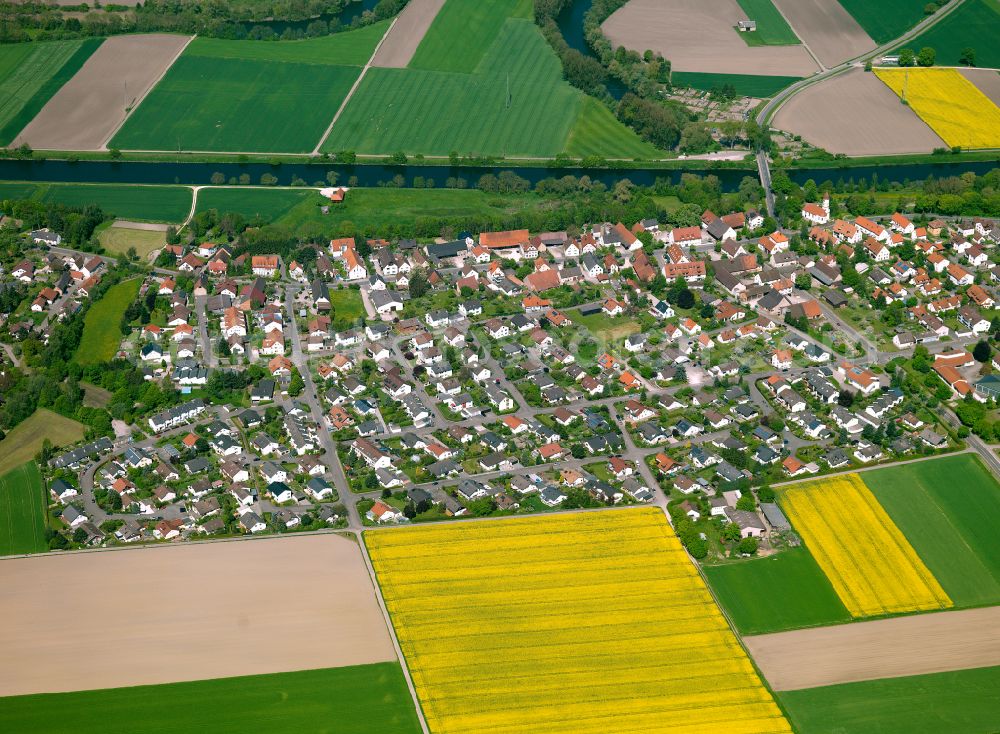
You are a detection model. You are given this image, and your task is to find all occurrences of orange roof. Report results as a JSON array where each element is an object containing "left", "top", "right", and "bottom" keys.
[{"left": 480, "top": 229, "right": 529, "bottom": 249}]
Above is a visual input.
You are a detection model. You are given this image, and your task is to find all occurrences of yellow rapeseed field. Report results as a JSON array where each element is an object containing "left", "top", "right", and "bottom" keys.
[
  {"left": 875, "top": 67, "right": 1000, "bottom": 149},
  {"left": 782, "top": 474, "right": 951, "bottom": 618},
  {"left": 366, "top": 508, "right": 792, "bottom": 734}
]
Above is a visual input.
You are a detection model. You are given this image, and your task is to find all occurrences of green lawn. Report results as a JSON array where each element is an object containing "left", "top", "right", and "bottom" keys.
[
  {"left": 735, "top": 0, "right": 800, "bottom": 45},
  {"left": 0, "top": 182, "right": 191, "bottom": 222},
  {"left": 329, "top": 288, "right": 365, "bottom": 330},
  {"left": 570, "top": 309, "right": 640, "bottom": 342},
  {"left": 196, "top": 187, "right": 314, "bottom": 221},
  {"left": 0, "top": 462, "right": 47, "bottom": 556},
  {"left": 183, "top": 22, "right": 389, "bottom": 65},
  {"left": 0, "top": 410, "right": 86, "bottom": 476},
  {"left": 838, "top": 0, "right": 935, "bottom": 43},
  {"left": 76, "top": 278, "right": 142, "bottom": 365},
  {"left": 671, "top": 71, "right": 801, "bottom": 97},
  {"left": 0, "top": 38, "right": 102, "bottom": 145},
  {"left": 778, "top": 665, "right": 1000, "bottom": 734},
  {"left": 324, "top": 17, "right": 658, "bottom": 158},
  {"left": 409, "top": 0, "right": 527, "bottom": 72},
  {"left": 862, "top": 454, "right": 1000, "bottom": 608},
  {"left": 895, "top": 0, "right": 1000, "bottom": 68},
  {"left": 704, "top": 547, "right": 851, "bottom": 635},
  {"left": 0, "top": 662, "right": 423, "bottom": 733}
]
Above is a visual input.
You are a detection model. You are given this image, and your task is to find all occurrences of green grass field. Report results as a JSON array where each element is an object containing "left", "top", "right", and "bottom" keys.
[
  {"left": 671, "top": 71, "right": 801, "bottom": 97},
  {"left": 895, "top": 0, "right": 1000, "bottom": 68},
  {"left": 838, "top": 0, "right": 935, "bottom": 43},
  {"left": 183, "top": 21, "right": 389, "bottom": 65},
  {"left": 112, "top": 24, "right": 389, "bottom": 153},
  {"left": 0, "top": 462, "right": 47, "bottom": 556},
  {"left": 196, "top": 187, "right": 315, "bottom": 221},
  {"left": 0, "top": 38, "right": 102, "bottom": 145},
  {"left": 0, "top": 182, "right": 191, "bottom": 222},
  {"left": 0, "top": 662, "right": 422, "bottom": 733},
  {"left": 272, "top": 187, "right": 550, "bottom": 234},
  {"left": 735, "top": 0, "right": 800, "bottom": 45},
  {"left": 324, "top": 17, "right": 661, "bottom": 158},
  {"left": 329, "top": 288, "right": 365, "bottom": 330},
  {"left": 704, "top": 547, "right": 851, "bottom": 634},
  {"left": 778, "top": 665, "right": 1000, "bottom": 734},
  {"left": 862, "top": 454, "right": 1000, "bottom": 608},
  {"left": 570, "top": 309, "right": 640, "bottom": 341},
  {"left": 98, "top": 225, "right": 167, "bottom": 258},
  {"left": 0, "top": 410, "right": 86, "bottom": 476},
  {"left": 565, "top": 96, "right": 663, "bottom": 159},
  {"left": 409, "top": 0, "right": 527, "bottom": 72},
  {"left": 76, "top": 278, "right": 142, "bottom": 365}
]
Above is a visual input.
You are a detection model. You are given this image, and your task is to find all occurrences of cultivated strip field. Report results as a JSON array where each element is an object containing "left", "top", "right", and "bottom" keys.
[
  {"left": 601, "top": 0, "right": 819, "bottom": 76},
  {"left": 370, "top": 0, "right": 447, "bottom": 68},
  {"left": 0, "top": 534, "right": 396, "bottom": 696},
  {"left": 0, "top": 462, "right": 46, "bottom": 556},
  {"left": 780, "top": 474, "right": 951, "bottom": 617},
  {"left": 367, "top": 508, "right": 793, "bottom": 734},
  {"left": 876, "top": 67, "right": 1000, "bottom": 149},
  {"left": 14, "top": 34, "right": 191, "bottom": 150},
  {"left": 745, "top": 606, "right": 1000, "bottom": 691},
  {"left": 0, "top": 39, "right": 102, "bottom": 145},
  {"left": 111, "top": 31, "right": 380, "bottom": 153},
  {"left": 770, "top": 0, "right": 875, "bottom": 68},
  {"left": 772, "top": 67, "right": 945, "bottom": 155}
]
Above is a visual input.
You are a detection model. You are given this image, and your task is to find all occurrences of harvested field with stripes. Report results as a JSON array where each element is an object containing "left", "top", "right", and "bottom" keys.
[{"left": 367, "top": 508, "right": 792, "bottom": 734}]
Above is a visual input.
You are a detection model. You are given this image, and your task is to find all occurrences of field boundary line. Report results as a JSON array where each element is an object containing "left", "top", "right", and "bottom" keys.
[
  {"left": 100, "top": 33, "right": 197, "bottom": 151},
  {"left": 771, "top": 448, "right": 974, "bottom": 489},
  {"left": 312, "top": 17, "right": 398, "bottom": 155},
  {"left": 358, "top": 532, "right": 431, "bottom": 734},
  {"left": 767, "top": 0, "right": 825, "bottom": 72}
]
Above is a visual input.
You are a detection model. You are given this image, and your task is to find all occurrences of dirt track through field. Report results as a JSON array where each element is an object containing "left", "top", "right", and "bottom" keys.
[
  {"left": 370, "top": 0, "right": 446, "bottom": 68},
  {"left": 0, "top": 534, "right": 397, "bottom": 696},
  {"left": 601, "top": 0, "right": 818, "bottom": 76},
  {"left": 772, "top": 67, "right": 945, "bottom": 155},
  {"left": 961, "top": 68, "right": 1000, "bottom": 107},
  {"left": 771, "top": 0, "right": 875, "bottom": 68},
  {"left": 14, "top": 34, "right": 191, "bottom": 151},
  {"left": 745, "top": 606, "right": 1000, "bottom": 691}
]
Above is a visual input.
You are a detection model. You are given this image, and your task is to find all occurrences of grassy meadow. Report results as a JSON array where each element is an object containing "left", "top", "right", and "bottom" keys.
[
  {"left": 896, "top": 0, "right": 1000, "bottom": 68},
  {"left": 0, "top": 182, "right": 191, "bottom": 222},
  {"left": 778, "top": 665, "right": 1000, "bottom": 734},
  {"left": 838, "top": 0, "right": 940, "bottom": 43},
  {"left": 329, "top": 288, "right": 365, "bottom": 330},
  {"left": 565, "top": 97, "right": 663, "bottom": 159},
  {"left": 112, "top": 23, "right": 389, "bottom": 153},
  {"left": 0, "top": 411, "right": 86, "bottom": 476},
  {"left": 0, "top": 38, "right": 103, "bottom": 145},
  {"left": 325, "top": 16, "right": 662, "bottom": 158},
  {"left": 196, "top": 187, "right": 315, "bottom": 221},
  {"left": 0, "top": 663, "right": 422, "bottom": 733},
  {"left": 98, "top": 225, "right": 167, "bottom": 259},
  {"left": 76, "top": 278, "right": 142, "bottom": 365},
  {"left": 862, "top": 454, "right": 1000, "bottom": 608},
  {"left": 0, "top": 462, "right": 47, "bottom": 555},
  {"left": 704, "top": 547, "right": 851, "bottom": 634},
  {"left": 735, "top": 0, "right": 800, "bottom": 45}
]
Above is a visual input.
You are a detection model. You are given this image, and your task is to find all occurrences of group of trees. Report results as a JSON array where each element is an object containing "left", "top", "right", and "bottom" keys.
[
  {"left": 0, "top": 0, "right": 407, "bottom": 42},
  {"left": 1, "top": 198, "right": 105, "bottom": 247}
]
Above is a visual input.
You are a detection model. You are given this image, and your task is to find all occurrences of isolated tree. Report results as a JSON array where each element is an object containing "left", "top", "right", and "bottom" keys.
[
  {"left": 973, "top": 339, "right": 992, "bottom": 363},
  {"left": 959, "top": 47, "right": 977, "bottom": 66},
  {"left": 898, "top": 47, "right": 915, "bottom": 67},
  {"left": 917, "top": 47, "right": 937, "bottom": 67},
  {"left": 737, "top": 537, "right": 759, "bottom": 555}
]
